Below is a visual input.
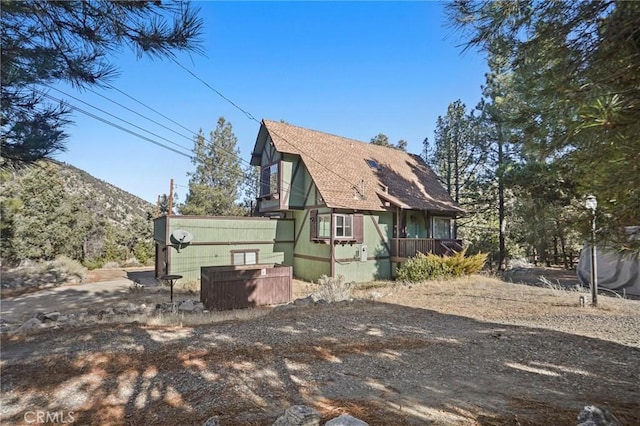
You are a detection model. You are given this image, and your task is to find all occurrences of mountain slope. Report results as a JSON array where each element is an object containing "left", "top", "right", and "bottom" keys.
[
  {"left": 1, "top": 160, "right": 155, "bottom": 264},
  {"left": 55, "top": 161, "right": 154, "bottom": 226}
]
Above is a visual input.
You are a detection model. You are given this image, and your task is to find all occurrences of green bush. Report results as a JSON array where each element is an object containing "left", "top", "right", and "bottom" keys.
[
  {"left": 49, "top": 255, "right": 87, "bottom": 282},
  {"left": 397, "top": 249, "right": 488, "bottom": 282},
  {"left": 82, "top": 258, "right": 104, "bottom": 270},
  {"left": 396, "top": 252, "right": 451, "bottom": 282}
]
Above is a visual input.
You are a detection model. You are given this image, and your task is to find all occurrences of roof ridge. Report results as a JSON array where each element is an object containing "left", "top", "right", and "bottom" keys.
[{"left": 263, "top": 118, "right": 385, "bottom": 151}]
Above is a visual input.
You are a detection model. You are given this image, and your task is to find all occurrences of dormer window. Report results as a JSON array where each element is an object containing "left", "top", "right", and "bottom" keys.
[{"left": 260, "top": 162, "right": 280, "bottom": 197}]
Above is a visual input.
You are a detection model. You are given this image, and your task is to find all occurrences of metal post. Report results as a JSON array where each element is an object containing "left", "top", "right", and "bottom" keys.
[{"left": 590, "top": 209, "right": 598, "bottom": 307}]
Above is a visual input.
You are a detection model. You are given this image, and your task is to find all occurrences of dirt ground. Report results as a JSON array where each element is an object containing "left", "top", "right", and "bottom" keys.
[{"left": 1, "top": 269, "right": 639, "bottom": 425}]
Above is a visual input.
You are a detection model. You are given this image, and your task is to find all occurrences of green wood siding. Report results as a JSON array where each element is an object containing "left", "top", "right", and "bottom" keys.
[
  {"left": 333, "top": 212, "right": 393, "bottom": 282},
  {"left": 160, "top": 217, "right": 293, "bottom": 284},
  {"left": 153, "top": 216, "right": 167, "bottom": 243}
]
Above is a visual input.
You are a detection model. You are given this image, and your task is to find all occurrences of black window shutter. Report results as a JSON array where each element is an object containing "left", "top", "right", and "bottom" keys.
[
  {"left": 310, "top": 210, "right": 318, "bottom": 240},
  {"left": 354, "top": 213, "right": 364, "bottom": 243}
]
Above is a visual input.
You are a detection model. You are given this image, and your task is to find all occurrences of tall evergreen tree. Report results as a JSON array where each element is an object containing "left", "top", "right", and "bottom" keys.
[
  {"left": 447, "top": 0, "right": 640, "bottom": 252},
  {"left": 1, "top": 0, "right": 203, "bottom": 164},
  {"left": 179, "top": 117, "right": 245, "bottom": 216},
  {"left": 4, "top": 162, "right": 92, "bottom": 260}
]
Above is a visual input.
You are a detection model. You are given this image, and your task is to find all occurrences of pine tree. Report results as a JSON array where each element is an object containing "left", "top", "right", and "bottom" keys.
[
  {"left": 446, "top": 0, "right": 640, "bottom": 252},
  {"left": 180, "top": 118, "right": 245, "bottom": 216},
  {"left": 1, "top": 1, "right": 203, "bottom": 164}
]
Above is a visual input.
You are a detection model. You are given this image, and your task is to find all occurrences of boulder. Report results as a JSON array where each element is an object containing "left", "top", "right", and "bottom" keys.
[
  {"left": 293, "top": 296, "right": 314, "bottom": 307},
  {"left": 18, "top": 318, "right": 42, "bottom": 333},
  {"left": 272, "top": 405, "right": 321, "bottom": 426},
  {"left": 43, "top": 311, "right": 60, "bottom": 322},
  {"left": 203, "top": 416, "right": 220, "bottom": 426},
  {"left": 325, "top": 414, "right": 369, "bottom": 426},
  {"left": 178, "top": 300, "right": 195, "bottom": 312},
  {"left": 577, "top": 405, "right": 621, "bottom": 426}
]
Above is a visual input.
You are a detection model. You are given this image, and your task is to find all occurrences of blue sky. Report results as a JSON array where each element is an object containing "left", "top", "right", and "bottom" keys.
[{"left": 54, "top": 1, "right": 487, "bottom": 204}]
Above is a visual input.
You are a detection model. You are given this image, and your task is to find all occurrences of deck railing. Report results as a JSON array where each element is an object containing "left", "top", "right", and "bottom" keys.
[{"left": 391, "top": 238, "right": 463, "bottom": 259}]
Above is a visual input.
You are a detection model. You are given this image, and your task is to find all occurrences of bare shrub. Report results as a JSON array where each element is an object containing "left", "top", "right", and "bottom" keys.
[
  {"left": 313, "top": 275, "right": 354, "bottom": 302},
  {"left": 122, "top": 257, "right": 141, "bottom": 267}
]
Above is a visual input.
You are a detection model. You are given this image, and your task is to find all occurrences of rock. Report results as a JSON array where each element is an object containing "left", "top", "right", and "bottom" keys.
[
  {"left": 43, "top": 311, "right": 60, "bottom": 322},
  {"left": 577, "top": 405, "right": 622, "bottom": 426},
  {"left": 124, "top": 303, "right": 139, "bottom": 314},
  {"left": 18, "top": 318, "right": 42, "bottom": 333},
  {"left": 178, "top": 300, "right": 195, "bottom": 312},
  {"left": 293, "top": 296, "right": 314, "bottom": 307},
  {"left": 272, "top": 404, "right": 321, "bottom": 426},
  {"left": 273, "top": 304, "right": 295, "bottom": 312},
  {"left": 203, "top": 416, "right": 220, "bottom": 426},
  {"left": 369, "top": 291, "right": 383, "bottom": 299},
  {"left": 325, "top": 414, "right": 369, "bottom": 426}
]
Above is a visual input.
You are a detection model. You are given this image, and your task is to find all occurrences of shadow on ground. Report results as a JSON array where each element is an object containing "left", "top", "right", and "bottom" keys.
[
  {"left": 127, "top": 269, "right": 160, "bottom": 287},
  {"left": 1, "top": 300, "right": 638, "bottom": 425}
]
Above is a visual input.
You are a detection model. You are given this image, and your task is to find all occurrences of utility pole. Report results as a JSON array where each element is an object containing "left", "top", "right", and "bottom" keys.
[{"left": 168, "top": 178, "right": 174, "bottom": 216}]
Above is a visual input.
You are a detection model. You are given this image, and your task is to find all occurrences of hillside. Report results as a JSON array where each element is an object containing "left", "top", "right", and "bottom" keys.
[
  {"left": 55, "top": 161, "right": 154, "bottom": 227},
  {"left": 1, "top": 160, "right": 155, "bottom": 265}
]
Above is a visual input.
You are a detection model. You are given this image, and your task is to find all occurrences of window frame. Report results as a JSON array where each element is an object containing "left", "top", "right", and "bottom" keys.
[
  {"left": 260, "top": 161, "right": 280, "bottom": 198},
  {"left": 432, "top": 216, "right": 453, "bottom": 240},
  {"left": 334, "top": 214, "right": 353, "bottom": 239},
  {"left": 230, "top": 249, "right": 259, "bottom": 265},
  {"left": 310, "top": 211, "right": 363, "bottom": 243}
]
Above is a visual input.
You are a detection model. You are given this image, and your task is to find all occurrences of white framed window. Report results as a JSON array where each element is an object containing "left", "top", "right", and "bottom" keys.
[
  {"left": 334, "top": 214, "right": 353, "bottom": 239},
  {"left": 231, "top": 250, "right": 258, "bottom": 265},
  {"left": 432, "top": 217, "right": 452, "bottom": 239},
  {"left": 311, "top": 211, "right": 363, "bottom": 242},
  {"left": 318, "top": 214, "right": 331, "bottom": 238}
]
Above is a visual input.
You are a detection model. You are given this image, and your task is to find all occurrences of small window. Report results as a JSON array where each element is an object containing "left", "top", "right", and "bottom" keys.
[
  {"left": 231, "top": 250, "right": 258, "bottom": 265},
  {"left": 335, "top": 214, "right": 353, "bottom": 238},
  {"left": 318, "top": 214, "right": 331, "bottom": 238},
  {"left": 365, "top": 159, "right": 379, "bottom": 169},
  {"left": 260, "top": 162, "right": 280, "bottom": 197},
  {"left": 311, "top": 213, "right": 363, "bottom": 242}
]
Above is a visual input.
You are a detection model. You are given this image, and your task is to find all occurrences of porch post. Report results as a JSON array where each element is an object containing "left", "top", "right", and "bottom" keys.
[{"left": 330, "top": 210, "right": 335, "bottom": 277}]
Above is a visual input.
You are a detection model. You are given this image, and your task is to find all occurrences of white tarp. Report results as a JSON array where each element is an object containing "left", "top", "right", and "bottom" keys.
[{"left": 577, "top": 244, "right": 640, "bottom": 297}]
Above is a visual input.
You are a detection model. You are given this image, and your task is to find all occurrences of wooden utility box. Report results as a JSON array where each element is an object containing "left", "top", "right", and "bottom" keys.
[{"left": 200, "top": 264, "right": 292, "bottom": 310}]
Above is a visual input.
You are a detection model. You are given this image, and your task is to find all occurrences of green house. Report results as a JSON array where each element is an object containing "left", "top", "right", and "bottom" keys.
[
  {"left": 250, "top": 120, "right": 464, "bottom": 283},
  {"left": 154, "top": 120, "right": 464, "bottom": 285}
]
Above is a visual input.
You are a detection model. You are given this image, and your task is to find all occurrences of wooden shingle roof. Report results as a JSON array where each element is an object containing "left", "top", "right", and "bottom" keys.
[{"left": 256, "top": 119, "right": 464, "bottom": 214}]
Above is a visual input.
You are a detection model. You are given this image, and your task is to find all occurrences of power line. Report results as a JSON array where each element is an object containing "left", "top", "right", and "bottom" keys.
[
  {"left": 43, "top": 84, "right": 193, "bottom": 155},
  {"left": 37, "top": 90, "right": 194, "bottom": 159},
  {"left": 169, "top": 57, "right": 368, "bottom": 199},
  {"left": 85, "top": 86, "right": 195, "bottom": 143},
  {"left": 104, "top": 82, "right": 198, "bottom": 137},
  {"left": 37, "top": 87, "right": 310, "bottom": 202}
]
